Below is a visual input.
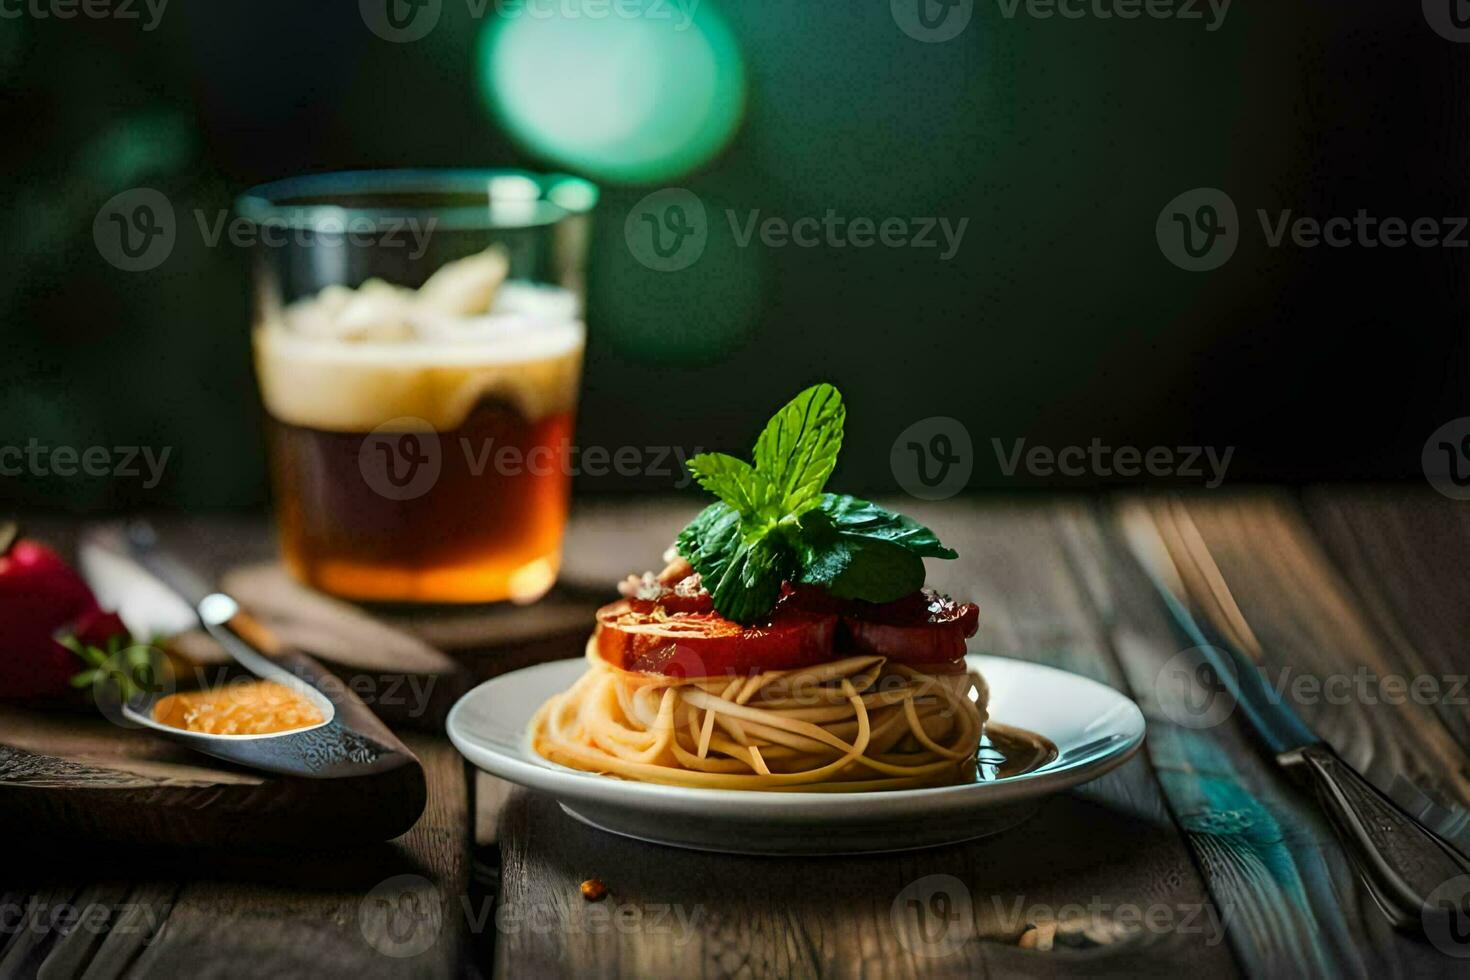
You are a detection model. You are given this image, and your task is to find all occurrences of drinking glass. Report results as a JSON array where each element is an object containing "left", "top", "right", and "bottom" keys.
[{"left": 237, "top": 170, "right": 597, "bottom": 604}]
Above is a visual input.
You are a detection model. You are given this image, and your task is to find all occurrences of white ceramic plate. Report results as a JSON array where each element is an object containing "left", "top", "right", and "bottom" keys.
[{"left": 447, "top": 655, "right": 1146, "bottom": 855}]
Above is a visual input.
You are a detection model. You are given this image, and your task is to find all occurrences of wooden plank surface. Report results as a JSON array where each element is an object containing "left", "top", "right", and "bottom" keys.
[
  {"left": 4, "top": 734, "right": 471, "bottom": 980},
  {"left": 8, "top": 494, "right": 1470, "bottom": 978},
  {"left": 1065, "top": 498, "right": 1462, "bottom": 978},
  {"left": 1303, "top": 488, "right": 1470, "bottom": 765},
  {"left": 1170, "top": 492, "right": 1470, "bottom": 851}
]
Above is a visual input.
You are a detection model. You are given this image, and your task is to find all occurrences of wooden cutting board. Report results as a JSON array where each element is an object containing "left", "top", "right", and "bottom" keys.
[
  {"left": 0, "top": 513, "right": 607, "bottom": 850},
  {"left": 0, "top": 705, "right": 426, "bottom": 848}
]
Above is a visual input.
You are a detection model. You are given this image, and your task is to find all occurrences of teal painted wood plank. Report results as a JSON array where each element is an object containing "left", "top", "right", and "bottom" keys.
[{"left": 1057, "top": 500, "right": 1463, "bottom": 978}]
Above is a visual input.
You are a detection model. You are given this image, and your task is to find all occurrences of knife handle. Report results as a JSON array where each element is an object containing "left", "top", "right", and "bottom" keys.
[{"left": 1280, "top": 743, "right": 1470, "bottom": 933}]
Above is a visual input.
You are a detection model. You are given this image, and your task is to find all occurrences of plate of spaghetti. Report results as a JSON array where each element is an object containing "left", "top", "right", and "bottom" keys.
[{"left": 447, "top": 384, "right": 1145, "bottom": 854}]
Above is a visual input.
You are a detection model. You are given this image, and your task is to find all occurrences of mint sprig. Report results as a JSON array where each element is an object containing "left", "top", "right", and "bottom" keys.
[{"left": 677, "top": 384, "right": 957, "bottom": 623}]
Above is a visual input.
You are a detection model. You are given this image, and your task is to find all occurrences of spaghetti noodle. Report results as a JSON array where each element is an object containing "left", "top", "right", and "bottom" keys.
[{"left": 531, "top": 641, "right": 988, "bottom": 791}]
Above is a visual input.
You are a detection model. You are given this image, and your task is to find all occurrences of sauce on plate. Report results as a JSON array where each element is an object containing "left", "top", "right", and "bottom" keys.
[{"left": 975, "top": 723, "right": 1057, "bottom": 781}]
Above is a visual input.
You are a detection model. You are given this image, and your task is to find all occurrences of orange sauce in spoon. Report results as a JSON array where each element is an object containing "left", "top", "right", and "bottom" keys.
[{"left": 153, "top": 679, "right": 324, "bottom": 735}]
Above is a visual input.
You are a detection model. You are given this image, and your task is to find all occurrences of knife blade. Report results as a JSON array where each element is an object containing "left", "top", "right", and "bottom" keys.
[
  {"left": 1119, "top": 502, "right": 1319, "bottom": 756},
  {"left": 1121, "top": 497, "right": 1470, "bottom": 934},
  {"left": 78, "top": 525, "right": 198, "bottom": 643}
]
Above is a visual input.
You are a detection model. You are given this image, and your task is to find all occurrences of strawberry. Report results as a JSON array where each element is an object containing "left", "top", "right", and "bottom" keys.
[{"left": 0, "top": 523, "right": 132, "bottom": 701}]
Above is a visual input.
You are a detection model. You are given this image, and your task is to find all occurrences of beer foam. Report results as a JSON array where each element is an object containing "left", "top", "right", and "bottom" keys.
[{"left": 255, "top": 279, "right": 584, "bottom": 432}]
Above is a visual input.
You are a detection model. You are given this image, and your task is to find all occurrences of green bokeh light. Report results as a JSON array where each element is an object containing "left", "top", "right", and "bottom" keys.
[{"left": 477, "top": 2, "right": 745, "bottom": 184}]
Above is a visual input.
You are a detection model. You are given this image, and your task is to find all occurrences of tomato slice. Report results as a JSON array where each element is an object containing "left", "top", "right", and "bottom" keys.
[
  {"left": 841, "top": 589, "right": 979, "bottom": 665},
  {"left": 593, "top": 600, "right": 837, "bottom": 678}
]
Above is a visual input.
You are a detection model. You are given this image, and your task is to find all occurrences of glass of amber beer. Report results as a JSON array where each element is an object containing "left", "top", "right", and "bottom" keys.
[{"left": 237, "top": 171, "right": 597, "bottom": 604}]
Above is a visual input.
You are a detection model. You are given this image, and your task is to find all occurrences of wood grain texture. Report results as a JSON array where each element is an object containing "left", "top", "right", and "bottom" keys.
[
  {"left": 485, "top": 500, "right": 1235, "bottom": 980},
  {"left": 0, "top": 706, "right": 424, "bottom": 848},
  {"left": 14, "top": 496, "right": 1470, "bottom": 978},
  {"left": 1303, "top": 488, "right": 1470, "bottom": 761},
  {"left": 1067, "top": 500, "right": 1464, "bottom": 978},
  {"left": 4, "top": 734, "right": 472, "bottom": 980},
  {"left": 1161, "top": 492, "right": 1470, "bottom": 852}
]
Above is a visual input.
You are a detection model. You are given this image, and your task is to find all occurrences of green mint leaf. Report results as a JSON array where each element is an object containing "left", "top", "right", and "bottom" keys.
[
  {"left": 793, "top": 523, "right": 925, "bottom": 602},
  {"left": 706, "top": 535, "right": 791, "bottom": 624},
  {"left": 816, "top": 494, "right": 958, "bottom": 559},
  {"left": 673, "top": 385, "right": 962, "bottom": 623},
  {"left": 752, "top": 383, "right": 845, "bottom": 515},
  {"left": 676, "top": 502, "right": 792, "bottom": 623},
  {"left": 685, "top": 452, "right": 766, "bottom": 518},
  {"left": 676, "top": 501, "right": 741, "bottom": 570}
]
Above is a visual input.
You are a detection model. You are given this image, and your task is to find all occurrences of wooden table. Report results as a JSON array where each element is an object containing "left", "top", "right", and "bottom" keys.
[{"left": 5, "top": 489, "right": 1470, "bottom": 978}]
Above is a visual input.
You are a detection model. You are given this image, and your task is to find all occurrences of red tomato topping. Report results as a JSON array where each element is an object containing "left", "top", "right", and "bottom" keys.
[
  {"left": 840, "top": 589, "right": 979, "bottom": 665},
  {"left": 593, "top": 600, "right": 837, "bottom": 678}
]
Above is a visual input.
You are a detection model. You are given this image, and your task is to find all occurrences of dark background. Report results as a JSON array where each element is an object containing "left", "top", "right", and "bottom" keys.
[{"left": 2, "top": 0, "right": 1466, "bottom": 511}]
